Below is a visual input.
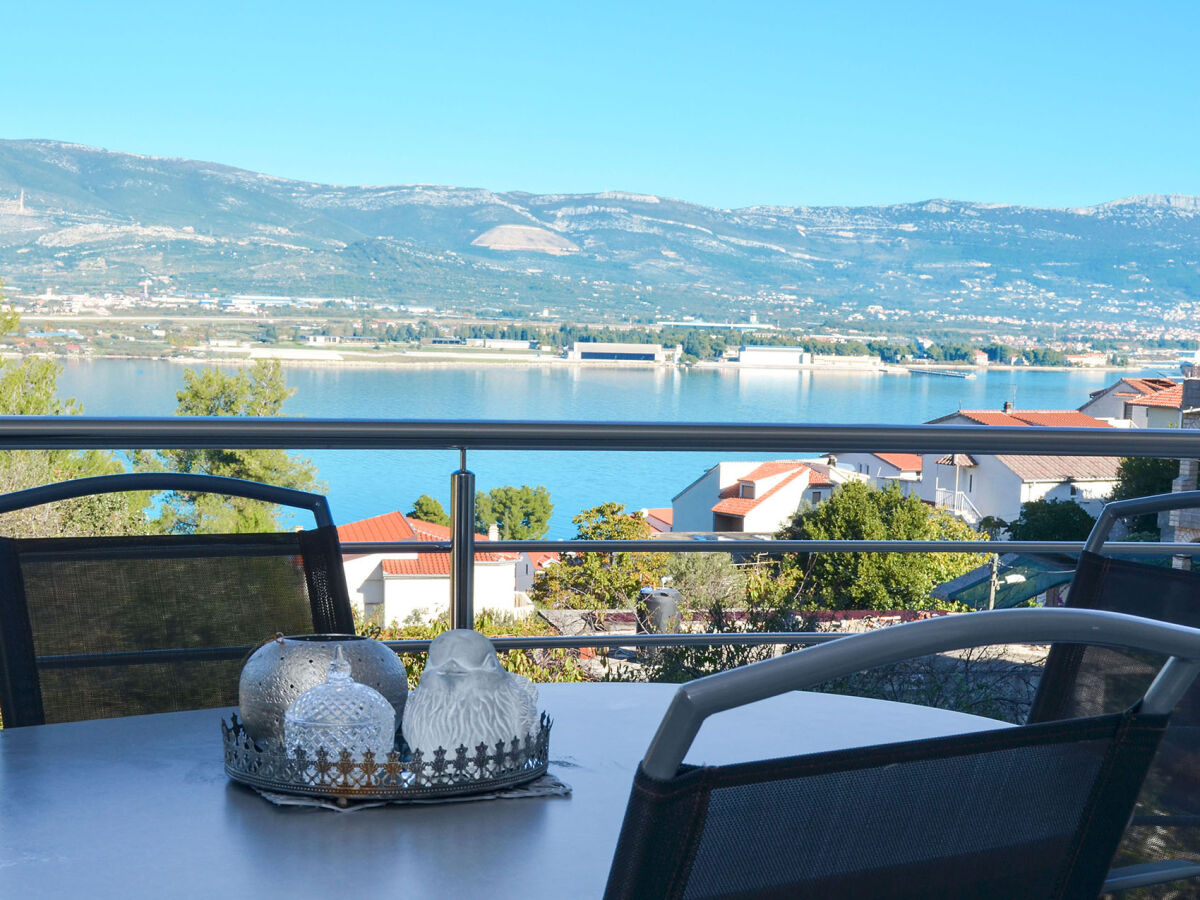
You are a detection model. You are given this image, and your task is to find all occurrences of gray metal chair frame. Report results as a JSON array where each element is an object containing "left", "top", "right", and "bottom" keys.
[
  {"left": 616, "top": 608, "right": 1200, "bottom": 899},
  {"left": 0, "top": 472, "right": 337, "bottom": 527},
  {"left": 1029, "top": 489, "right": 1200, "bottom": 894},
  {"left": 0, "top": 473, "right": 353, "bottom": 727}
]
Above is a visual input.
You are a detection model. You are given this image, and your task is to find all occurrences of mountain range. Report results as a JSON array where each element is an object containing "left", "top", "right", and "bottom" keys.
[{"left": 1, "top": 139, "right": 1198, "bottom": 327}]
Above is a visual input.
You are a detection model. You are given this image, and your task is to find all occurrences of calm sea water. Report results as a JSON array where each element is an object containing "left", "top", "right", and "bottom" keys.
[{"left": 56, "top": 360, "right": 1166, "bottom": 537}]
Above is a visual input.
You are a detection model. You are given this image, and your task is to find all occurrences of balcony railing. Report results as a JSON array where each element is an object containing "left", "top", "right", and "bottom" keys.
[{"left": 2, "top": 416, "right": 1198, "bottom": 652}]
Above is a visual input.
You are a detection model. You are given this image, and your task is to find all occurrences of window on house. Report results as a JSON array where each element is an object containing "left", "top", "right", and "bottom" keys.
[
  {"left": 739, "top": 482, "right": 755, "bottom": 499},
  {"left": 968, "top": 474, "right": 974, "bottom": 492},
  {"left": 812, "top": 491, "right": 823, "bottom": 502},
  {"left": 1069, "top": 484, "right": 1077, "bottom": 496}
]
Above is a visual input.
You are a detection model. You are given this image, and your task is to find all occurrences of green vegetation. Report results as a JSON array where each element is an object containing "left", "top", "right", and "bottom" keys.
[
  {"left": 135, "top": 361, "right": 319, "bottom": 533},
  {"left": 621, "top": 565, "right": 805, "bottom": 684},
  {"left": 0, "top": 288, "right": 149, "bottom": 538},
  {"left": 777, "top": 482, "right": 985, "bottom": 611},
  {"left": 407, "top": 494, "right": 450, "bottom": 526},
  {"left": 1109, "top": 457, "right": 1180, "bottom": 536},
  {"left": 474, "top": 484, "right": 553, "bottom": 539},
  {"left": 358, "top": 611, "right": 588, "bottom": 687},
  {"left": 665, "top": 552, "right": 747, "bottom": 615},
  {"left": 531, "top": 503, "right": 669, "bottom": 610},
  {"left": 1005, "top": 498, "right": 1097, "bottom": 542}
]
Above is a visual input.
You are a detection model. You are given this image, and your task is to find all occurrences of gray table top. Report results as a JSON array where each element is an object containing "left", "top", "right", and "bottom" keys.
[{"left": 0, "top": 683, "right": 1008, "bottom": 899}]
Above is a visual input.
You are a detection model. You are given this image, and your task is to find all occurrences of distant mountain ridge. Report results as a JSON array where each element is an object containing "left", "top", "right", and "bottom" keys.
[{"left": 0, "top": 138, "right": 1197, "bottom": 326}]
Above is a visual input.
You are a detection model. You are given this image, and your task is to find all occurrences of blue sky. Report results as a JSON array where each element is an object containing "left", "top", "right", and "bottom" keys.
[{"left": 4, "top": 1, "right": 1198, "bottom": 209}]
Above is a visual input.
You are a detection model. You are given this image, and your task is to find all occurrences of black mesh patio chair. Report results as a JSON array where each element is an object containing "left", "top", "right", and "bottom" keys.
[
  {"left": 604, "top": 608, "right": 1200, "bottom": 900},
  {"left": 1029, "top": 490, "right": 1200, "bottom": 894},
  {"left": 0, "top": 473, "right": 355, "bottom": 727}
]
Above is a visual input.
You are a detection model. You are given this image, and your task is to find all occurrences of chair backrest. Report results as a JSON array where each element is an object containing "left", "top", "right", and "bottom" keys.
[
  {"left": 1029, "top": 491, "right": 1200, "bottom": 872},
  {"left": 604, "top": 608, "right": 1200, "bottom": 900},
  {"left": 0, "top": 474, "right": 355, "bottom": 727}
]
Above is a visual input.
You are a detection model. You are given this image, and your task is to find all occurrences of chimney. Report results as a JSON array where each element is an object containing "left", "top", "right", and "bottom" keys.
[
  {"left": 1183, "top": 367, "right": 1200, "bottom": 427},
  {"left": 1002, "top": 400, "right": 1014, "bottom": 413},
  {"left": 487, "top": 523, "right": 499, "bottom": 541}
]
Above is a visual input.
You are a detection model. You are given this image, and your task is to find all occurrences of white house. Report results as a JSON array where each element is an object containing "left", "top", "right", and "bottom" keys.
[
  {"left": 825, "top": 452, "right": 923, "bottom": 495},
  {"left": 514, "top": 550, "right": 560, "bottom": 593},
  {"left": 1078, "top": 376, "right": 1176, "bottom": 426},
  {"left": 1125, "top": 382, "right": 1185, "bottom": 428},
  {"left": 919, "top": 407, "right": 1120, "bottom": 524},
  {"left": 638, "top": 507, "right": 673, "bottom": 533},
  {"left": 672, "top": 459, "right": 863, "bottom": 533},
  {"left": 338, "top": 512, "right": 528, "bottom": 625}
]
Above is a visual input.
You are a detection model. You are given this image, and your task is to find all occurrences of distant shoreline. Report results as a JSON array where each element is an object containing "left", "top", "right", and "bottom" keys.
[{"left": 3, "top": 348, "right": 1161, "bottom": 375}]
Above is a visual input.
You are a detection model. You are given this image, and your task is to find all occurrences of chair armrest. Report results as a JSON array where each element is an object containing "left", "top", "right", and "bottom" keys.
[
  {"left": 641, "top": 608, "right": 1200, "bottom": 780},
  {"left": 1087, "top": 490, "right": 1200, "bottom": 552},
  {"left": 1102, "top": 859, "right": 1200, "bottom": 893}
]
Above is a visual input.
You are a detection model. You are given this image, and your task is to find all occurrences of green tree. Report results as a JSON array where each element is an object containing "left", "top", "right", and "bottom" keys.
[
  {"left": 141, "top": 361, "right": 319, "bottom": 533},
  {"left": 474, "top": 484, "right": 552, "bottom": 539},
  {"left": 407, "top": 494, "right": 450, "bottom": 526},
  {"left": 0, "top": 284, "right": 149, "bottom": 537},
  {"left": 665, "top": 552, "right": 746, "bottom": 614},
  {"left": 1109, "top": 457, "right": 1180, "bottom": 536},
  {"left": 631, "top": 565, "right": 804, "bottom": 683},
  {"left": 531, "top": 503, "right": 668, "bottom": 610},
  {"left": 778, "top": 482, "right": 985, "bottom": 610},
  {"left": 1006, "top": 498, "right": 1096, "bottom": 542}
]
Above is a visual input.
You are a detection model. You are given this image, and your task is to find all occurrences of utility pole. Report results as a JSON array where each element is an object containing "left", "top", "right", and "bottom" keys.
[{"left": 987, "top": 553, "right": 1000, "bottom": 610}]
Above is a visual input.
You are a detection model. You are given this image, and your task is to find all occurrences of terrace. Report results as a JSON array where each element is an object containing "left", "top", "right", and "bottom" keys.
[{"left": 1, "top": 415, "right": 1199, "bottom": 897}]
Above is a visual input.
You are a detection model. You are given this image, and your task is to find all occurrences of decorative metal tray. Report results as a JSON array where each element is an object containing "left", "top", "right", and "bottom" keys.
[{"left": 222, "top": 712, "right": 551, "bottom": 807}]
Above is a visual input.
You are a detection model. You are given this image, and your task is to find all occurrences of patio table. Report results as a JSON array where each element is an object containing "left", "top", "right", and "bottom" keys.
[{"left": 0, "top": 682, "right": 1009, "bottom": 899}]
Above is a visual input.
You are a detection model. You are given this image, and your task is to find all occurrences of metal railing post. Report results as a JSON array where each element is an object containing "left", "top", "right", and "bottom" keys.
[{"left": 449, "top": 448, "right": 476, "bottom": 630}]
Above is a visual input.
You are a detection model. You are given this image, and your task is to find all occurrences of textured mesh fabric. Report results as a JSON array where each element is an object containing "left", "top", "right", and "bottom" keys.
[
  {"left": 0, "top": 528, "right": 354, "bottom": 726},
  {"left": 605, "top": 712, "right": 1167, "bottom": 900},
  {"left": 1031, "top": 551, "right": 1200, "bottom": 884}
]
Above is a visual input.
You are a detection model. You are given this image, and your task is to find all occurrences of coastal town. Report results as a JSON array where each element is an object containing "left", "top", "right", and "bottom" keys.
[
  {"left": 334, "top": 366, "right": 1200, "bottom": 627},
  {"left": 2, "top": 283, "right": 1198, "bottom": 372}
]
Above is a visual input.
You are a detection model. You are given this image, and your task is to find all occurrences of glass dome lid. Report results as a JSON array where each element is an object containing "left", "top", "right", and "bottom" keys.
[{"left": 283, "top": 647, "right": 396, "bottom": 760}]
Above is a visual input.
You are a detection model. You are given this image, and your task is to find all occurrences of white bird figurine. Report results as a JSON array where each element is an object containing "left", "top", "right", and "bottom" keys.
[{"left": 402, "top": 629, "right": 539, "bottom": 754}]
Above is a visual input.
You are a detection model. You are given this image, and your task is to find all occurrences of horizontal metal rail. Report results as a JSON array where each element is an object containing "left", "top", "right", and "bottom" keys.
[
  {"left": 33, "top": 633, "right": 837, "bottom": 668},
  {"left": 0, "top": 416, "right": 1198, "bottom": 458},
  {"left": 341, "top": 539, "right": 1200, "bottom": 556}
]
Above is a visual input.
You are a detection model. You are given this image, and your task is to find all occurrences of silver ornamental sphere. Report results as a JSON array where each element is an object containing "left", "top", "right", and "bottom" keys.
[{"left": 239, "top": 634, "right": 408, "bottom": 748}]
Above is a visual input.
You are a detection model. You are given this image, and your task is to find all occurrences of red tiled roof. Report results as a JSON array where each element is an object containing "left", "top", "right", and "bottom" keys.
[
  {"left": 874, "top": 453, "right": 923, "bottom": 472},
  {"left": 932, "top": 410, "right": 1110, "bottom": 428},
  {"left": 641, "top": 507, "right": 673, "bottom": 532},
  {"left": 1127, "top": 384, "right": 1183, "bottom": 409},
  {"left": 712, "top": 468, "right": 809, "bottom": 516},
  {"left": 711, "top": 496, "right": 757, "bottom": 516},
  {"left": 1123, "top": 377, "right": 1177, "bottom": 395},
  {"left": 942, "top": 410, "right": 1023, "bottom": 426},
  {"left": 1010, "top": 410, "right": 1111, "bottom": 427},
  {"left": 381, "top": 552, "right": 514, "bottom": 575},
  {"left": 935, "top": 453, "right": 978, "bottom": 467},
  {"left": 805, "top": 467, "right": 834, "bottom": 486},
  {"left": 339, "top": 512, "right": 518, "bottom": 577},
  {"left": 337, "top": 510, "right": 416, "bottom": 543},
  {"left": 739, "top": 460, "right": 812, "bottom": 481}
]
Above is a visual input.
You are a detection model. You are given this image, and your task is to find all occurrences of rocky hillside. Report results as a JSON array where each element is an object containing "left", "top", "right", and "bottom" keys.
[{"left": 1, "top": 139, "right": 1197, "bottom": 325}]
